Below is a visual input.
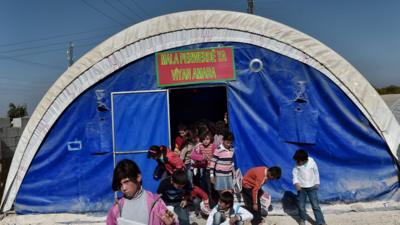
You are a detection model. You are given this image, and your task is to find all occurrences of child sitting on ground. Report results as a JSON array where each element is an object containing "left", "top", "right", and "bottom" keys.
[
  {"left": 206, "top": 191, "right": 253, "bottom": 225},
  {"left": 190, "top": 185, "right": 211, "bottom": 217},
  {"left": 157, "top": 170, "right": 192, "bottom": 225}
]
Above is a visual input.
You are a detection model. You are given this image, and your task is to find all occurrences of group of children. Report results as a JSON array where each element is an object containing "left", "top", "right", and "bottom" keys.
[{"left": 107, "top": 120, "right": 327, "bottom": 225}]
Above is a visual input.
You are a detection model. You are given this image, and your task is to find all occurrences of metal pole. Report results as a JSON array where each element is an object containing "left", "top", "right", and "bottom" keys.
[
  {"left": 67, "top": 41, "right": 74, "bottom": 67},
  {"left": 247, "top": 0, "right": 254, "bottom": 14}
]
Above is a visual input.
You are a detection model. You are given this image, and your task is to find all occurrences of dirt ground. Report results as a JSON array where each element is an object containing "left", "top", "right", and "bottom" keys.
[{"left": 1, "top": 201, "right": 399, "bottom": 225}]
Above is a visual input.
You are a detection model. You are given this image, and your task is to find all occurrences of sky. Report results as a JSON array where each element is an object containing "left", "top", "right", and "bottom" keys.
[{"left": 0, "top": 0, "right": 399, "bottom": 116}]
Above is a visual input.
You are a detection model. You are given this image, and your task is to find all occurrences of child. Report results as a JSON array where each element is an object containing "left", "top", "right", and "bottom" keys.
[
  {"left": 179, "top": 130, "right": 195, "bottom": 184},
  {"left": 292, "top": 149, "right": 327, "bottom": 225},
  {"left": 209, "top": 131, "right": 235, "bottom": 192},
  {"left": 106, "top": 159, "right": 177, "bottom": 225},
  {"left": 157, "top": 170, "right": 193, "bottom": 225},
  {"left": 206, "top": 191, "right": 253, "bottom": 225},
  {"left": 190, "top": 185, "right": 211, "bottom": 217},
  {"left": 191, "top": 132, "right": 217, "bottom": 193},
  {"left": 242, "top": 166, "right": 281, "bottom": 225},
  {"left": 213, "top": 121, "right": 226, "bottom": 147},
  {"left": 174, "top": 124, "right": 189, "bottom": 154},
  {"left": 148, "top": 145, "right": 184, "bottom": 180}
]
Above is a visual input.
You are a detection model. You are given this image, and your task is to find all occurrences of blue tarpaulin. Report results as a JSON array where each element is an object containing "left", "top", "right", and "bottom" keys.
[{"left": 15, "top": 42, "right": 400, "bottom": 214}]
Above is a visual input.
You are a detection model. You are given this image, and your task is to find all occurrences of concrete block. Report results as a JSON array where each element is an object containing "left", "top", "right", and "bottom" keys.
[
  {"left": 5, "top": 127, "right": 20, "bottom": 138},
  {"left": 1, "top": 140, "right": 15, "bottom": 158},
  {"left": 0, "top": 118, "right": 10, "bottom": 128},
  {"left": 4, "top": 138, "right": 16, "bottom": 147}
]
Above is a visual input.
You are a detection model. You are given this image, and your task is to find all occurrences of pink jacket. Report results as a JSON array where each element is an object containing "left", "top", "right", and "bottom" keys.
[
  {"left": 191, "top": 143, "right": 216, "bottom": 168},
  {"left": 106, "top": 190, "right": 179, "bottom": 225}
]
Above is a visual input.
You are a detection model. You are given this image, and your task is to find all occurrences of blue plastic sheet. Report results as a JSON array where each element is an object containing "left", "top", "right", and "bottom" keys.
[
  {"left": 279, "top": 101, "right": 319, "bottom": 144},
  {"left": 15, "top": 42, "right": 400, "bottom": 214},
  {"left": 113, "top": 91, "right": 170, "bottom": 151}
]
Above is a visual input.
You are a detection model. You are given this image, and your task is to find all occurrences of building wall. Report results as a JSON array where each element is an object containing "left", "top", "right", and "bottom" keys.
[{"left": 0, "top": 117, "right": 27, "bottom": 201}]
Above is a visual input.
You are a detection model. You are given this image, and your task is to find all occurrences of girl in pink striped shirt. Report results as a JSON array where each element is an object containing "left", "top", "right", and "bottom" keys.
[{"left": 209, "top": 132, "right": 235, "bottom": 192}]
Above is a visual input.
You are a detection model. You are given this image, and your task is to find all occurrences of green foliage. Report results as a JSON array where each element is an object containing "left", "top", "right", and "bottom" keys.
[
  {"left": 376, "top": 85, "right": 400, "bottom": 95},
  {"left": 7, "top": 103, "right": 28, "bottom": 120}
]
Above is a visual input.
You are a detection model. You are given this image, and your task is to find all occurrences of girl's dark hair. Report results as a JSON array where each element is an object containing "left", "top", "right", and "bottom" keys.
[
  {"left": 223, "top": 131, "right": 234, "bottom": 142},
  {"left": 147, "top": 145, "right": 167, "bottom": 159},
  {"left": 199, "top": 131, "right": 214, "bottom": 142},
  {"left": 197, "top": 120, "right": 209, "bottom": 134},
  {"left": 112, "top": 159, "right": 141, "bottom": 192},
  {"left": 219, "top": 191, "right": 234, "bottom": 207},
  {"left": 183, "top": 130, "right": 194, "bottom": 145},
  {"left": 293, "top": 149, "right": 309, "bottom": 162},
  {"left": 215, "top": 120, "right": 226, "bottom": 135},
  {"left": 177, "top": 124, "right": 187, "bottom": 131}
]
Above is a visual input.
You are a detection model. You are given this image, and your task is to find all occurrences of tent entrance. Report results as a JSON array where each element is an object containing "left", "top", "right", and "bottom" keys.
[
  {"left": 111, "top": 90, "right": 170, "bottom": 191},
  {"left": 168, "top": 85, "right": 228, "bottom": 146}
]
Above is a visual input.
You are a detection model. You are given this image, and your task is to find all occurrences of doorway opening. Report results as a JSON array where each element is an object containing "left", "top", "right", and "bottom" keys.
[{"left": 168, "top": 86, "right": 228, "bottom": 148}]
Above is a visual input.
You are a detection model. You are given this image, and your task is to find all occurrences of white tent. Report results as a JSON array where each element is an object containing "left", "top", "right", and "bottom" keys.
[{"left": 2, "top": 10, "right": 399, "bottom": 213}]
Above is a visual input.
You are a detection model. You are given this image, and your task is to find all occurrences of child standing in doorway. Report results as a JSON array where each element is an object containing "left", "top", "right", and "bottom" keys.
[
  {"left": 209, "top": 131, "right": 235, "bottom": 192},
  {"left": 174, "top": 124, "right": 189, "bottom": 154},
  {"left": 180, "top": 133, "right": 195, "bottom": 184},
  {"left": 292, "top": 149, "right": 327, "bottom": 225},
  {"left": 213, "top": 121, "right": 226, "bottom": 147},
  {"left": 191, "top": 132, "right": 217, "bottom": 202}
]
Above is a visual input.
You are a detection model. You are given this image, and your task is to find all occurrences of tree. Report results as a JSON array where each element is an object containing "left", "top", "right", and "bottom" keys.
[
  {"left": 376, "top": 85, "right": 400, "bottom": 95},
  {"left": 7, "top": 103, "right": 28, "bottom": 120}
]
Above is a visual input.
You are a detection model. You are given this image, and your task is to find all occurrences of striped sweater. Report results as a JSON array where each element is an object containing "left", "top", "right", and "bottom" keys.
[{"left": 209, "top": 144, "right": 235, "bottom": 177}]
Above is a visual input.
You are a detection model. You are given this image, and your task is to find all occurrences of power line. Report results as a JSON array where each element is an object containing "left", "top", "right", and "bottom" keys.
[
  {"left": 129, "top": 0, "right": 151, "bottom": 18},
  {"left": 0, "top": 81, "right": 51, "bottom": 89},
  {"left": 0, "top": 25, "right": 119, "bottom": 48},
  {"left": 1, "top": 34, "right": 107, "bottom": 55},
  {"left": 104, "top": 0, "right": 137, "bottom": 21},
  {"left": 82, "top": 0, "right": 125, "bottom": 26},
  {"left": 0, "top": 54, "right": 64, "bottom": 70},
  {"left": 11, "top": 39, "right": 104, "bottom": 58},
  {"left": 116, "top": 0, "right": 144, "bottom": 20}
]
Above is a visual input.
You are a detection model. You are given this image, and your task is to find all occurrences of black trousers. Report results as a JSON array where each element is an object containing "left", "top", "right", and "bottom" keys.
[{"left": 242, "top": 187, "right": 263, "bottom": 225}]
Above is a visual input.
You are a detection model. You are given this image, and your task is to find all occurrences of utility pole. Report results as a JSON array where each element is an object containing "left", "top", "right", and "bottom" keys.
[
  {"left": 247, "top": 0, "right": 254, "bottom": 14},
  {"left": 67, "top": 42, "right": 74, "bottom": 67}
]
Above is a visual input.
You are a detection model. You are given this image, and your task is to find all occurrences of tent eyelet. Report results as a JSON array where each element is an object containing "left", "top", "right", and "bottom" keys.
[{"left": 249, "top": 58, "right": 263, "bottom": 72}]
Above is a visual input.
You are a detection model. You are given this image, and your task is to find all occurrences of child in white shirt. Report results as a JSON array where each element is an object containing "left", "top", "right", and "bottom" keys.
[{"left": 292, "top": 149, "right": 327, "bottom": 225}]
